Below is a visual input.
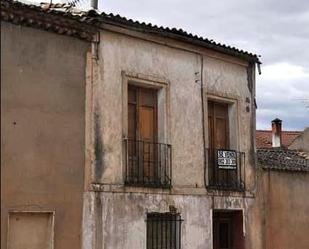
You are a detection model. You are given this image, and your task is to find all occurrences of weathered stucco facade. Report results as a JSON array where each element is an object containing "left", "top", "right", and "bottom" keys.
[
  {"left": 82, "top": 25, "right": 260, "bottom": 249},
  {"left": 1, "top": 21, "right": 90, "bottom": 249}
]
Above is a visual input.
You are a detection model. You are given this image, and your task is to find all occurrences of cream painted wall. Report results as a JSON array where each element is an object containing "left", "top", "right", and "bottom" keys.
[
  {"left": 91, "top": 30, "right": 255, "bottom": 189},
  {"left": 83, "top": 28, "right": 259, "bottom": 249}
]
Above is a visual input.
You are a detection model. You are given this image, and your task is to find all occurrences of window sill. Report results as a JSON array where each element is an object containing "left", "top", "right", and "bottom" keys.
[
  {"left": 124, "top": 182, "right": 171, "bottom": 189},
  {"left": 206, "top": 185, "right": 245, "bottom": 193}
]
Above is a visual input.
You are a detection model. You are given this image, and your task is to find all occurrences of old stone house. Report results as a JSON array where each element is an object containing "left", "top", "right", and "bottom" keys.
[
  {"left": 1, "top": 1, "right": 264, "bottom": 249},
  {"left": 80, "top": 5, "right": 261, "bottom": 249}
]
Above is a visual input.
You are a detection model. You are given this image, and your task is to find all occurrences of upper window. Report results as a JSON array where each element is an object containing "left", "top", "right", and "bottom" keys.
[
  {"left": 207, "top": 100, "right": 244, "bottom": 191},
  {"left": 124, "top": 85, "right": 171, "bottom": 188},
  {"left": 128, "top": 85, "right": 158, "bottom": 143},
  {"left": 146, "top": 212, "right": 182, "bottom": 249},
  {"left": 208, "top": 101, "right": 230, "bottom": 151}
]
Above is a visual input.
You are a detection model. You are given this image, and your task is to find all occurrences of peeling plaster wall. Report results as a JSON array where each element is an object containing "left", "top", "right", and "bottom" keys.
[
  {"left": 84, "top": 192, "right": 210, "bottom": 249},
  {"left": 204, "top": 57, "right": 256, "bottom": 191},
  {"left": 92, "top": 30, "right": 255, "bottom": 188},
  {"left": 93, "top": 30, "right": 204, "bottom": 187},
  {"left": 100, "top": 192, "right": 212, "bottom": 249},
  {"left": 1, "top": 22, "right": 89, "bottom": 249},
  {"left": 85, "top": 28, "right": 259, "bottom": 249},
  {"left": 83, "top": 190, "right": 257, "bottom": 249}
]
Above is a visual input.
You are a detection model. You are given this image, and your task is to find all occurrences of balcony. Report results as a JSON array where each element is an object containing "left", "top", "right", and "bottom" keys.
[
  {"left": 207, "top": 148, "right": 245, "bottom": 192},
  {"left": 123, "top": 139, "right": 172, "bottom": 188}
]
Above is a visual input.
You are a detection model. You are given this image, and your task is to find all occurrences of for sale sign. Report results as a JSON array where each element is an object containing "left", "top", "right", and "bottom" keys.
[{"left": 217, "top": 150, "right": 237, "bottom": 170}]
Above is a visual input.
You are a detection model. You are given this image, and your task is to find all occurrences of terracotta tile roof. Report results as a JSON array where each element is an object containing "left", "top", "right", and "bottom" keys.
[
  {"left": 1, "top": 0, "right": 98, "bottom": 40},
  {"left": 1, "top": 0, "right": 260, "bottom": 63},
  {"left": 95, "top": 12, "right": 260, "bottom": 63},
  {"left": 256, "top": 130, "right": 302, "bottom": 149},
  {"left": 257, "top": 149, "right": 309, "bottom": 172}
]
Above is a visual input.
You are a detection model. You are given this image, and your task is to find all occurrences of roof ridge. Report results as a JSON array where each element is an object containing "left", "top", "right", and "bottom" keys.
[
  {"left": 96, "top": 10, "right": 260, "bottom": 62},
  {"left": 257, "top": 149, "right": 309, "bottom": 172},
  {"left": 256, "top": 130, "right": 302, "bottom": 133}
]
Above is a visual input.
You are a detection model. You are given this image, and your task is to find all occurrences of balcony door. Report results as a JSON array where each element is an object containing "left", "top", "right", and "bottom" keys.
[
  {"left": 128, "top": 85, "right": 158, "bottom": 182},
  {"left": 208, "top": 101, "right": 237, "bottom": 188},
  {"left": 208, "top": 101, "right": 229, "bottom": 150}
]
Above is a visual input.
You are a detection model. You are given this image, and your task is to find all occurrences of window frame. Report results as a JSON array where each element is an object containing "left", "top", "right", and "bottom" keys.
[
  {"left": 127, "top": 85, "right": 158, "bottom": 142},
  {"left": 146, "top": 212, "right": 182, "bottom": 249},
  {"left": 7, "top": 210, "right": 55, "bottom": 249},
  {"left": 205, "top": 95, "right": 241, "bottom": 189},
  {"left": 121, "top": 71, "right": 171, "bottom": 186},
  {"left": 206, "top": 95, "right": 239, "bottom": 151}
]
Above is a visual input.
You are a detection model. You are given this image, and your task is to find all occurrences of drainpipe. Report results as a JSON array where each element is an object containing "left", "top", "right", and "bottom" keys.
[{"left": 199, "top": 54, "right": 208, "bottom": 189}]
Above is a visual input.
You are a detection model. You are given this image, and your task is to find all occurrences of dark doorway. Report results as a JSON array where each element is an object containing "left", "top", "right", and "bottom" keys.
[{"left": 213, "top": 210, "right": 244, "bottom": 249}]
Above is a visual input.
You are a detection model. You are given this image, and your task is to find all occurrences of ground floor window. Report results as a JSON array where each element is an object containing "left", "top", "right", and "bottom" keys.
[
  {"left": 213, "top": 210, "right": 244, "bottom": 249},
  {"left": 146, "top": 212, "right": 182, "bottom": 249}
]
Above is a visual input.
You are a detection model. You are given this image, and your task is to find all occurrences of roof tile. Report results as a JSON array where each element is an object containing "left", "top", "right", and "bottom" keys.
[
  {"left": 257, "top": 149, "right": 309, "bottom": 172},
  {"left": 2, "top": 0, "right": 260, "bottom": 63},
  {"left": 256, "top": 130, "right": 302, "bottom": 149}
]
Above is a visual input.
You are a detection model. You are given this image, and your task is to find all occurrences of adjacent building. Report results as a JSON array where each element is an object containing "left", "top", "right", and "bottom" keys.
[
  {"left": 289, "top": 127, "right": 309, "bottom": 152},
  {"left": 1, "top": 1, "right": 96, "bottom": 248},
  {"left": 256, "top": 119, "right": 309, "bottom": 249},
  {"left": 256, "top": 118, "right": 305, "bottom": 150}
]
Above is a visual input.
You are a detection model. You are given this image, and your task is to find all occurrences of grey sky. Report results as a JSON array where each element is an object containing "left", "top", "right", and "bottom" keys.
[{"left": 43, "top": 0, "right": 309, "bottom": 130}]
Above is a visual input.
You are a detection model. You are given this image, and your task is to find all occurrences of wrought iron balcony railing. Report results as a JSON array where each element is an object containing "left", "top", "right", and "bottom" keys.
[
  {"left": 206, "top": 148, "right": 245, "bottom": 191},
  {"left": 123, "top": 138, "right": 172, "bottom": 188}
]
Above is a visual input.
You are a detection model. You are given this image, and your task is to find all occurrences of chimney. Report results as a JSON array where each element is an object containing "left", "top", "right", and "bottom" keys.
[
  {"left": 272, "top": 118, "right": 282, "bottom": 148},
  {"left": 91, "top": 0, "right": 98, "bottom": 9}
]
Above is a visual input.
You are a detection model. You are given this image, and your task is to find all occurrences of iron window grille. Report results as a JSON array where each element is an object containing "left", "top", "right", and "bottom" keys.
[
  {"left": 206, "top": 148, "right": 245, "bottom": 191},
  {"left": 123, "top": 138, "right": 172, "bottom": 188},
  {"left": 146, "top": 212, "right": 182, "bottom": 249}
]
